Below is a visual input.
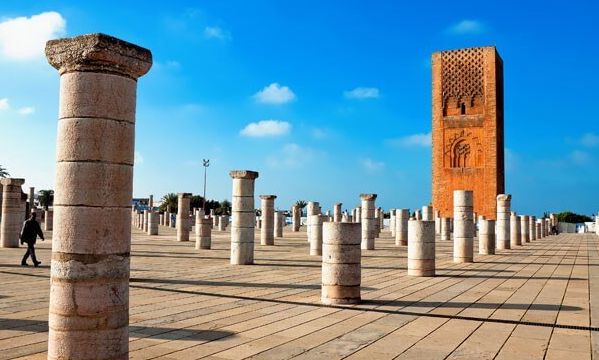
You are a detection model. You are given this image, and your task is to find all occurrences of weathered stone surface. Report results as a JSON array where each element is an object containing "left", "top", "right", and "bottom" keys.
[
  {"left": 176, "top": 193, "right": 191, "bottom": 242},
  {"left": 496, "top": 194, "right": 511, "bottom": 249},
  {"left": 322, "top": 222, "right": 361, "bottom": 305},
  {"left": 359, "top": 193, "right": 377, "bottom": 250},
  {"left": 453, "top": 190, "right": 474, "bottom": 263},
  {"left": 0, "top": 178, "right": 25, "bottom": 248},
  {"left": 478, "top": 219, "right": 496, "bottom": 255},
  {"left": 408, "top": 220, "right": 435, "bottom": 276},
  {"left": 230, "top": 170, "right": 258, "bottom": 265}
]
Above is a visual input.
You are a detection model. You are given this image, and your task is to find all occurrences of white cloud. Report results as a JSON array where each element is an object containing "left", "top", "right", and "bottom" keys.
[
  {"left": 204, "top": 26, "right": 231, "bottom": 41},
  {"left": 361, "top": 158, "right": 385, "bottom": 172},
  {"left": 344, "top": 87, "right": 379, "bottom": 99},
  {"left": 570, "top": 150, "right": 591, "bottom": 165},
  {"left": 253, "top": 83, "right": 296, "bottom": 104},
  {"left": 446, "top": 20, "right": 486, "bottom": 35},
  {"left": 579, "top": 133, "right": 599, "bottom": 147},
  {"left": 0, "top": 12, "right": 66, "bottom": 60},
  {"left": 387, "top": 133, "right": 431, "bottom": 147},
  {"left": 267, "top": 143, "right": 322, "bottom": 168},
  {"left": 312, "top": 128, "right": 326, "bottom": 139},
  {"left": 134, "top": 151, "right": 144, "bottom": 164},
  {"left": 0, "top": 98, "right": 9, "bottom": 110},
  {"left": 240, "top": 120, "right": 291, "bottom": 137},
  {"left": 18, "top": 107, "right": 35, "bottom": 115}
]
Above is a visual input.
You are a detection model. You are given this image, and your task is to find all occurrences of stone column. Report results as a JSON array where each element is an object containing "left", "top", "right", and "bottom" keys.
[
  {"left": 395, "top": 209, "right": 409, "bottom": 246},
  {"left": 166, "top": 205, "right": 171, "bottom": 226},
  {"left": 176, "top": 193, "right": 191, "bottom": 241},
  {"left": 260, "top": 195, "right": 276, "bottom": 245},
  {"left": 434, "top": 210, "right": 441, "bottom": 235},
  {"left": 1, "top": 178, "right": 25, "bottom": 248},
  {"left": 143, "top": 209, "right": 149, "bottom": 232},
  {"left": 374, "top": 208, "right": 380, "bottom": 236},
  {"left": 274, "top": 211, "right": 283, "bottom": 238},
  {"left": 510, "top": 212, "right": 521, "bottom": 246},
  {"left": 529, "top": 215, "right": 537, "bottom": 241},
  {"left": 309, "top": 214, "right": 324, "bottom": 255},
  {"left": 422, "top": 205, "right": 433, "bottom": 221},
  {"left": 29, "top": 186, "right": 35, "bottom": 211},
  {"left": 230, "top": 170, "right": 259, "bottom": 265},
  {"left": 408, "top": 220, "right": 435, "bottom": 276},
  {"left": 496, "top": 194, "right": 511, "bottom": 250},
  {"left": 440, "top": 217, "right": 451, "bottom": 241},
  {"left": 213, "top": 214, "right": 220, "bottom": 229},
  {"left": 453, "top": 190, "right": 474, "bottom": 263},
  {"left": 414, "top": 210, "right": 422, "bottom": 220},
  {"left": 321, "top": 222, "right": 361, "bottom": 305},
  {"left": 360, "top": 194, "right": 377, "bottom": 250},
  {"left": 45, "top": 33, "right": 152, "bottom": 360},
  {"left": 351, "top": 208, "right": 357, "bottom": 222},
  {"left": 306, "top": 201, "right": 319, "bottom": 241},
  {"left": 479, "top": 219, "right": 496, "bottom": 255},
  {"left": 196, "top": 215, "right": 211, "bottom": 250},
  {"left": 147, "top": 212, "right": 158, "bottom": 235},
  {"left": 137, "top": 213, "right": 142, "bottom": 229},
  {"left": 520, "top": 215, "right": 529, "bottom": 243},
  {"left": 596, "top": 213, "right": 599, "bottom": 236},
  {"left": 536, "top": 221, "right": 542, "bottom": 240},
  {"left": 45, "top": 210, "right": 54, "bottom": 231},
  {"left": 333, "top": 203, "right": 342, "bottom": 222},
  {"left": 148, "top": 194, "right": 153, "bottom": 210},
  {"left": 169, "top": 213, "right": 175, "bottom": 228},
  {"left": 292, "top": 205, "right": 301, "bottom": 232},
  {"left": 389, "top": 209, "right": 396, "bottom": 237},
  {"left": 159, "top": 213, "right": 164, "bottom": 226},
  {"left": 218, "top": 215, "right": 227, "bottom": 231},
  {"left": 356, "top": 206, "right": 362, "bottom": 223}
]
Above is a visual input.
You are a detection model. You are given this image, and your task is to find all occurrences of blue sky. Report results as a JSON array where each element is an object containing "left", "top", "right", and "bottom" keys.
[{"left": 0, "top": 1, "right": 598, "bottom": 217}]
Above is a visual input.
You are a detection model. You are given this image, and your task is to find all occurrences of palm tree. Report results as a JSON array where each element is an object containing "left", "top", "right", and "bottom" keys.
[
  {"left": 295, "top": 200, "right": 307, "bottom": 216},
  {"left": 37, "top": 190, "right": 54, "bottom": 210},
  {"left": 218, "top": 199, "right": 231, "bottom": 215},
  {"left": 0, "top": 165, "right": 9, "bottom": 178},
  {"left": 159, "top": 193, "right": 178, "bottom": 212}
]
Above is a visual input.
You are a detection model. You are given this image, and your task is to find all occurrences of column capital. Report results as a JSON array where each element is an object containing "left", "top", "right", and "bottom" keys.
[
  {"left": 177, "top": 193, "right": 192, "bottom": 198},
  {"left": 229, "top": 170, "right": 259, "bottom": 180},
  {"left": 359, "top": 193, "right": 377, "bottom": 201},
  {"left": 497, "top": 194, "right": 512, "bottom": 201},
  {"left": 45, "top": 33, "right": 152, "bottom": 79},
  {"left": 0, "top": 178, "right": 25, "bottom": 186},
  {"left": 260, "top": 195, "right": 277, "bottom": 200}
]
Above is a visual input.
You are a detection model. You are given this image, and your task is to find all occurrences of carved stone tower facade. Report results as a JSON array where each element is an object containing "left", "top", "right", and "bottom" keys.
[{"left": 431, "top": 46, "right": 504, "bottom": 219}]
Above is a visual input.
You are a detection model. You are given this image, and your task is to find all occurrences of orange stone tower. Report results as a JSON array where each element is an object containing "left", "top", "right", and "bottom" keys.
[{"left": 431, "top": 46, "right": 504, "bottom": 219}]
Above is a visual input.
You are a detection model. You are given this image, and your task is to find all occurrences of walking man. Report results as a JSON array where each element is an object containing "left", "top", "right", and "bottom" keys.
[{"left": 20, "top": 212, "right": 44, "bottom": 266}]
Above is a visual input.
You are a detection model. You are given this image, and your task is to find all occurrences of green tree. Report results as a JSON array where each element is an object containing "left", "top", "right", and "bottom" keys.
[
  {"left": 37, "top": 190, "right": 54, "bottom": 210},
  {"left": 557, "top": 211, "right": 592, "bottom": 224},
  {"left": 0, "top": 165, "right": 9, "bottom": 178},
  {"left": 190, "top": 195, "right": 205, "bottom": 210},
  {"left": 295, "top": 200, "right": 307, "bottom": 216},
  {"left": 159, "top": 193, "right": 178, "bottom": 212}
]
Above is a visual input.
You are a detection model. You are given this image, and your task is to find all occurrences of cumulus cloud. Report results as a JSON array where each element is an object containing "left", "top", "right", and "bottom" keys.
[
  {"left": 344, "top": 87, "right": 379, "bottom": 99},
  {"left": 0, "top": 98, "right": 9, "bottom": 110},
  {"left": 446, "top": 20, "right": 487, "bottom": 35},
  {"left": 253, "top": 83, "right": 296, "bottom": 104},
  {"left": 204, "top": 26, "right": 231, "bottom": 41},
  {"left": 18, "top": 107, "right": 35, "bottom": 115},
  {"left": 361, "top": 158, "right": 385, "bottom": 172},
  {"left": 387, "top": 133, "right": 431, "bottom": 147},
  {"left": 579, "top": 133, "right": 599, "bottom": 147},
  {"left": 240, "top": 120, "right": 291, "bottom": 137},
  {"left": 267, "top": 143, "right": 322, "bottom": 168},
  {"left": 0, "top": 12, "right": 66, "bottom": 60}
]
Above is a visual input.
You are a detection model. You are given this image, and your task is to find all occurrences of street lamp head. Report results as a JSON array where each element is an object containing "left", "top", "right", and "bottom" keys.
[{"left": 203, "top": 159, "right": 210, "bottom": 167}]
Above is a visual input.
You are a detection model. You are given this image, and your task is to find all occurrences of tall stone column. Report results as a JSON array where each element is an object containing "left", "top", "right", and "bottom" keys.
[
  {"left": 414, "top": 210, "right": 422, "bottom": 220},
  {"left": 529, "top": 215, "right": 537, "bottom": 241},
  {"left": 422, "top": 205, "right": 433, "bottom": 221},
  {"left": 29, "top": 186, "right": 35, "bottom": 211},
  {"left": 0, "top": 178, "right": 25, "bottom": 248},
  {"left": 45, "top": 210, "right": 54, "bottom": 231},
  {"left": 306, "top": 201, "right": 319, "bottom": 242},
  {"left": 148, "top": 194, "right": 153, "bottom": 210},
  {"left": 147, "top": 212, "right": 158, "bottom": 235},
  {"left": 218, "top": 215, "right": 227, "bottom": 231},
  {"left": 520, "top": 215, "right": 529, "bottom": 243},
  {"left": 356, "top": 206, "right": 362, "bottom": 223},
  {"left": 292, "top": 204, "right": 300, "bottom": 232},
  {"left": 395, "top": 209, "right": 409, "bottom": 246},
  {"left": 333, "top": 203, "right": 342, "bottom": 223},
  {"left": 166, "top": 205, "right": 171, "bottom": 227},
  {"left": 351, "top": 208, "right": 357, "bottom": 223},
  {"left": 536, "top": 221, "right": 542, "bottom": 239},
  {"left": 275, "top": 211, "right": 284, "bottom": 237},
  {"left": 177, "top": 193, "right": 191, "bottom": 241},
  {"left": 196, "top": 216, "right": 211, "bottom": 250},
  {"left": 321, "top": 222, "right": 361, "bottom": 305},
  {"left": 309, "top": 214, "right": 324, "bottom": 255},
  {"left": 45, "top": 33, "right": 151, "bottom": 360},
  {"left": 596, "top": 213, "right": 599, "bottom": 236},
  {"left": 390, "top": 209, "right": 396, "bottom": 237},
  {"left": 359, "top": 194, "right": 377, "bottom": 250},
  {"left": 260, "top": 195, "right": 276, "bottom": 245},
  {"left": 408, "top": 219, "right": 435, "bottom": 276},
  {"left": 143, "top": 209, "right": 149, "bottom": 232},
  {"left": 440, "top": 217, "right": 451, "bottom": 241},
  {"left": 230, "top": 170, "right": 259, "bottom": 265},
  {"left": 510, "top": 212, "right": 521, "bottom": 246},
  {"left": 496, "top": 194, "right": 511, "bottom": 250},
  {"left": 434, "top": 210, "right": 441, "bottom": 235},
  {"left": 479, "top": 219, "right": 496, "bottom": 255},
  {"left": 453, "top": 190, "right": 474, "bottom": 263}
]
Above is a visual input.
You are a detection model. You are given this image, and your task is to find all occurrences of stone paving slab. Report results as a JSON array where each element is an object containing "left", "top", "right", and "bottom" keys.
[{"left": 0, "top": 226, "right": 597, "bottom": 359}]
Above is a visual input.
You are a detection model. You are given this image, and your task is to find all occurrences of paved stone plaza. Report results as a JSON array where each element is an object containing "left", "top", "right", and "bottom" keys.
[{"left": 1, "top": 226, "right": 598, "bottom": 360}]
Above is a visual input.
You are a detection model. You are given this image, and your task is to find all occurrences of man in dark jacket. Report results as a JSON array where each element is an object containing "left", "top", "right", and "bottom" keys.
[{"left": 20, "top": 212, "right": 44, "bottom": 266}]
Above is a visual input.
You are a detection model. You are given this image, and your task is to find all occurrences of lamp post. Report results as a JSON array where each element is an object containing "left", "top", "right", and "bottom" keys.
[{"left": 203, "top": 159, "right": 210, "bottom": 212}]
